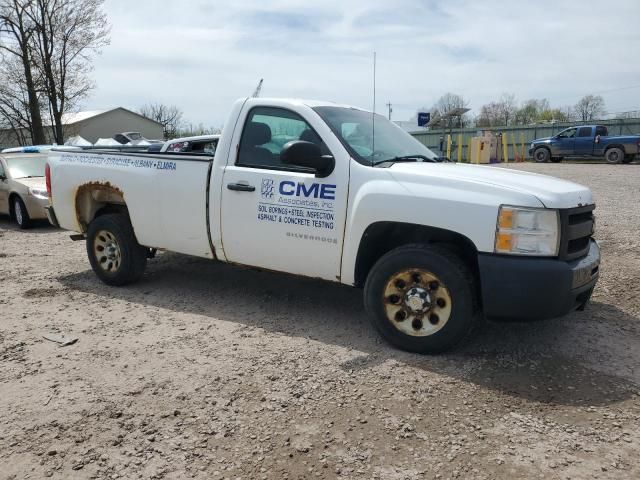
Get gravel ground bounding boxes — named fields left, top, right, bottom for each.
left=1, top=162, right=639, bottom=480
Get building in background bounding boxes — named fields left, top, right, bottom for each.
left=0, top=107, right=163, bottom=147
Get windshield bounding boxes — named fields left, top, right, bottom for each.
left=6, top=155, right=47, bottom=178
left=314, top=106, right=438, bottom=165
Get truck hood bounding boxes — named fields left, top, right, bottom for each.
left=388, top=162, right=593, bottom=209
left=532, top=137, right=552, bottom=143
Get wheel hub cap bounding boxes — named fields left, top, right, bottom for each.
left=405, top=287, right=431, bottom=312
left=383, top=269, right=453, bottom=337
left=94, top=230, right=121, bottom=273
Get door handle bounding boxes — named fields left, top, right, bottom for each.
left=227, top=182, right=255, bottom=192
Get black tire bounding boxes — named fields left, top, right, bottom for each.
left=605, top=147, right=624, bottom=164
left=364, top=244, right=477, bottom=354
left=550, top=157, right=563, bottom=163
left=12, top=196, right=31, bottom=229
left=533, top=148, right=550, bottom=163
left=86, top=213, right=147, bottom=286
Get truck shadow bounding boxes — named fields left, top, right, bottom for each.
left=58, top=252, right=639, bottom=407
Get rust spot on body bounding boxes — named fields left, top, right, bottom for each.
left=75, top=182, right=126, bottom=232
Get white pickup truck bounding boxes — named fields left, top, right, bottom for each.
left=45, top=97, right=600, bottom=353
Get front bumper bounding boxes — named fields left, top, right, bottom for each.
left=478, top=239, right=600, bottom=321
left=24, top=195, right=49, bottom=220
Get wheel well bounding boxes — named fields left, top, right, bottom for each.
left=75, top=182, right=127, bottom=232
left=605, top=144, right=625, bottom=154
left=354, top=222, right=480, bottom=289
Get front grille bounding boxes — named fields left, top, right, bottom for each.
left=558, top=205, right=595, bottom=261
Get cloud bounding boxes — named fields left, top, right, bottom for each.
left=87, top=0, right=640, bottom=126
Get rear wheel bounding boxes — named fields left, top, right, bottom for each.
left=533, top=148, right=550, bottom=163
left=12, top=196, right=31, bottom=229
left=364, top=244, right=477, bottom=354
left=86, top=213, right=147, bottom=286
left=605, top=147, right=624, bottom=164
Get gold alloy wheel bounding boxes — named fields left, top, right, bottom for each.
left=382, top=268, right=453, bottom=337
left=93, top=230, right=122, bottom=273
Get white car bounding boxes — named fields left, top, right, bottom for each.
left=45, top=97, right=599, bottom=353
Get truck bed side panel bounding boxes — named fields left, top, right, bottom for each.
left=48, top=151, right=214, bottom=258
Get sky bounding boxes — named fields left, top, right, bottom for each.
left=86, top=0, right=640, bottom=128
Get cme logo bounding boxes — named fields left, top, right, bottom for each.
left=279, top=181, right=336, bottom=200
left=261, top=178, right=275, bottom=199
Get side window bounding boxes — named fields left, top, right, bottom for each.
left=558, top=128, right=576, bottom=139
left=237, top=107, right=329, bottom=169
left=578, top=127, right=592, bottom=137
left=595, top=126, right=608, bottom=137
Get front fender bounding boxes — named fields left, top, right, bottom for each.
left=340, top=163, right=543, bottom=285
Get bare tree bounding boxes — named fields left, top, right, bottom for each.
left=494, top=93, right=517, bottom=126
left=476, top=102, right=502, bottom=127
left=0, top=0, right=46, bottom=144
left=0, top=52, right=39, bottom=144
left=27, top=0, right=109, bottom=144
left=574, top=95, right=605, bottom=122
left=515, top=98, right=550, bottom=125
left=430, top=93, right=469, bottom=128
left=139, top=103, right=184, bottom=139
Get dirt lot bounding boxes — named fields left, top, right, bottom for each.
left=1, top=162, right=639, bottom=480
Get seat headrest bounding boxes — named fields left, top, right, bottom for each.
left=244, top=122, right=271, bottom=146
left=299, top=129, right=321, bottom=144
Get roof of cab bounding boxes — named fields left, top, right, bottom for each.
left=242, top=97, right=369, bottom=112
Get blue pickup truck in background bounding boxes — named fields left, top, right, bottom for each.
left=529, top=125, right=640, bottom=164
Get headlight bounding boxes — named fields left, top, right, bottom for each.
left=495, top=206, right=560, bottom=256
left=28, top=187, right=48, bottom=199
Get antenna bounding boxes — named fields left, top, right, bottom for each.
left=252, top=78, right=263, bottom=98
left=372, top=51, right=376, bottom=166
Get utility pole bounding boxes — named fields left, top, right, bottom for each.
left=386, top=102, right=393, bottom=120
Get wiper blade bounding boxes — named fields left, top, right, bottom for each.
left=374, top=154, right=436, bottom=167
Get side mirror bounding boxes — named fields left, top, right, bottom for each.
left=436, top=156, right=450, bottom=162
left=0, top=173, right=6, bottom=181
left=281, top=141, right=335, bottom=178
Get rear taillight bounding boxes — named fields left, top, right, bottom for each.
left=45, top=163, right=51, bottom=198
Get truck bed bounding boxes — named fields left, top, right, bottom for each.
left=48, top=148, right=216, bottom=259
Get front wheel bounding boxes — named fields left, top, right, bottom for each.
left=605, top=147, right=624, bottom=164
left=86, top=213, right=147, bottom=286
left=12, top=197, right=31, bottom=229
left=364, top=244, right=477, bottom=354
left=533, top=148, right=550, bottom=163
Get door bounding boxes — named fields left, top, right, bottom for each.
left=554, top=127, right=577, bottom=155
left=220, top=106, right=349, bottom=281
left=574, top=126, right=595, bottom=156
left=0, top=159, right=9, bottom=214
